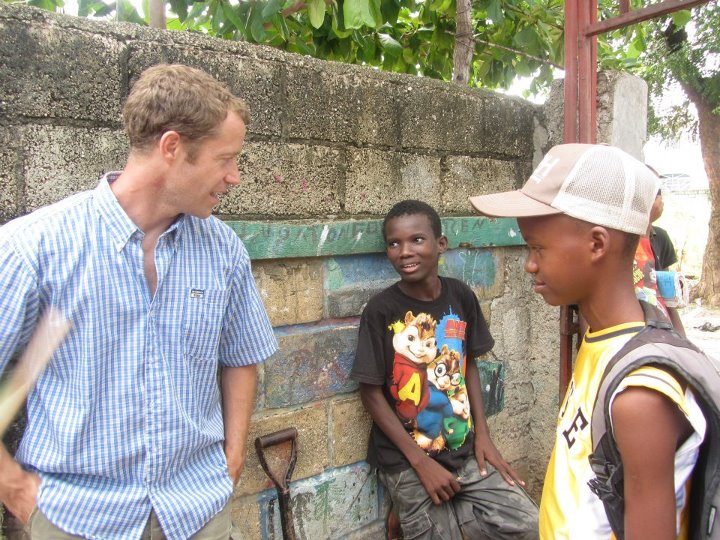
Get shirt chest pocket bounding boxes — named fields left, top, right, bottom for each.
left=183, top=288, right=228, bottom=359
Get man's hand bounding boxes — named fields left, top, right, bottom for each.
left=474, top=432, right=525, bottom=487
left=413, top=454, right=461, bottom=505
left=0, top=466, right=40, bottom=524
left=224, top=444, right=246, bottom=485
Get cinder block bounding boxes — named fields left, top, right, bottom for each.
left=284, top=65, right=400, bottom=146
left=324, top=254, right=396, bottom=318
left=0, top=126, right=20, bottom=222
left=0, top=18, right=124, bottom=122
left=264, top=322, right=359, bottom=408
left=219, top=141, right=343, bottom=217
left=330, top=395, right=372, bottom=466
left=128, top=45, right=284, bottom=138
left=238, top=403, right=329, bottom=495
left=480, top=95, right=536, bottom=158
left=257, top=462, right=382, bottom=540
left=22, top=126, right=128, bottom=210
left=344, top=148, right=442, bottom=215
left=441, top=156, right=520, bottom=214
left=399, top=81, right=487, bottom=153
left=252, top=259, right=324, bottom=327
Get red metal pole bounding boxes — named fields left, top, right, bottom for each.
left=560, top=0, right=581, bottom=400
left=563, top=0, right=579, bottom=143
left=578, top=0, right=597, bottom=144
left=586, top=0, right=712, bottom=36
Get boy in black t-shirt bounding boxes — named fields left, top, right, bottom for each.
left=350, top=200, right=538, bottom=540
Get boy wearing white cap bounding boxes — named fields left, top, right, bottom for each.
left=469, top=144, right=706, bottom=540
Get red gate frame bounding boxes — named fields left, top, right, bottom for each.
left=559, top=0, right=713, bottom=398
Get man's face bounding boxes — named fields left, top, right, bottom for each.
left=384, top=213, right=447, bottom=287
left=516, top=214, right=593, bottom=306
left=171, top=110, right=246, bottom=218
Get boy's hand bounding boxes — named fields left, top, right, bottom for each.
left=474, top=432, right=525, bottom=487
left=413, top=454, right=461, bottom=505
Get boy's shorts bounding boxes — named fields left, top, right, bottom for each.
left=379, top=455, right=539, bottom=540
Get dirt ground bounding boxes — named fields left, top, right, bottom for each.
left=681, top=303, right=720, bottom=360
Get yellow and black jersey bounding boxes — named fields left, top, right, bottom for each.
left=539, top=321, right=706, bottom=539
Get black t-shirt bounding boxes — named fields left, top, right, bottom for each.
left=350, top=276, right=495, bottom=473
left=650, top=225, right=678, bottom=270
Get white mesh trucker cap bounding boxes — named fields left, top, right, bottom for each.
left=468, top=144, right=660, bottom=235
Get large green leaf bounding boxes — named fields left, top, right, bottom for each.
left=485, top=0, right=503, bottom=25
left=262, top=0, right=284, bottom=17
left=378, top=32, right=402, bottom=58
left=308, top=0, right=326, bottom=28
left=670, top=9, right=692, bottom=28
left=221, top=1, right=244, bottom=31
left=167, top=0, right=188, bottom=21
left=343, top=0, right=381, bottom=29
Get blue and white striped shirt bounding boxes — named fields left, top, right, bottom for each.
left=0, top=175, right=278, bottom=539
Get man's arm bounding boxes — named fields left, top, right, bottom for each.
left=359, top=383, right=460, bottom=505
left=612, top=386, right=692, bottom=540
left=221, top=364, right=257, bottom=484
left=0, top=444, right=40, bottom=524
left=464, top=358, right=524, bottom=486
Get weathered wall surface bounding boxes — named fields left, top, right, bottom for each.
left=0, top=4, right=642, bottom=538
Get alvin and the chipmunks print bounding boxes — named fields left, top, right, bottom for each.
left=388, top=308, right=472, bottom=454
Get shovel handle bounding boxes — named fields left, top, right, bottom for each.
left=255, top=427, right=298, bottom=449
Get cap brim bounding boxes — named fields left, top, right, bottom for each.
left=469, top=190, right=562, bottom=218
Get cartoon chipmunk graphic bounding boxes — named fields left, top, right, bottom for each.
left=414, top=345, right=471, bottom=452
left=389, top=311, right=438, bottom=422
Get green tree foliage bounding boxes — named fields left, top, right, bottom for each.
left=11, top=0, right=565, bottom=93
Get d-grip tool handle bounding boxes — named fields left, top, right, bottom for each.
left=255, top=427, right=299, bottom=540
left=255, top=427, right=298, bottom=489
left=255, top=427, right=298, bottom=449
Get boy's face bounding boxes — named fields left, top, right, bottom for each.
left=384, top=213, right=447, bottom=286
left=650, top=192, right=664, bottom=223
left=516, top=214, right=593, bottom=307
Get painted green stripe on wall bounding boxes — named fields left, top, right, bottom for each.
left=226, top=217, right=523, bottom=260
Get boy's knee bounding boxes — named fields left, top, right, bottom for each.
left=459, top=518, right=538, bottom=540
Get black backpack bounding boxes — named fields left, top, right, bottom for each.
left=588, top=301, right=720, bottom=540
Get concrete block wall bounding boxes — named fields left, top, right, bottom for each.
left=3, top=4, right=652, bottom=538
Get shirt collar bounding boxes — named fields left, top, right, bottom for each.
left=95, top=172, right=186, bottom=253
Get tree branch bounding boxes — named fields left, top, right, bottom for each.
left=471, top=34, right=564, bottom=70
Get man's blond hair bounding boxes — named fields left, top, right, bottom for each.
left=123, top=64, right=250, bottom=156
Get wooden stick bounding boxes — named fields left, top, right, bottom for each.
left=0, top=308, right=71, bottom=436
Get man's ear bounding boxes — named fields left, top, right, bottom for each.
left=159, top=131, right=182, bottom=162
left=588, top=225, right=611, bottom=262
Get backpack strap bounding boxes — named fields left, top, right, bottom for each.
left=588, top=301, right=720, bottom=540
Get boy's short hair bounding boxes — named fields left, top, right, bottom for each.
left=383, top=200, right=442, bottom=241
left=468, top=144, right=660, bottom=235
left=123, top=64, right=250, bottom=157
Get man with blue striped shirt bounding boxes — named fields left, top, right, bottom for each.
left=0, top=64, right=278, bottom=539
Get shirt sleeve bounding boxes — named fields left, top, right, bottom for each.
left=0, top=237, right=41, bottom=375
left=651, top=227, right=678, bottom=270
left=350, top=300, right=387, bottom=385
left=218, top=240, right=278, bottom=367
left=462, top=282, right=495, bottom=359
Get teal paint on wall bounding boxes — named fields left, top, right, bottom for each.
left=226, top=217, right=522, bottom=260
left=440, top=249, right=496, bottom=289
